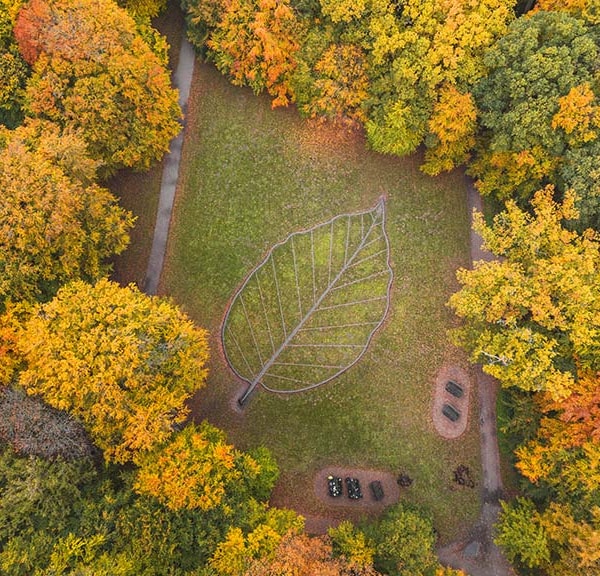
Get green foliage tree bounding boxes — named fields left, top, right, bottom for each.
left=0, top=0, right=28, bottom=128
left=368, top=503, right=438, bottom=576
left=15, top=0, right=181, bottom=173
left=471, top=10, right=600, bottom=226
left=0, top=446, right=99, bottom=575
left=495, top=497, right=551, bottom=569
left=17, top=278, right=210, bottom=464
left=0, top=120, right=133, bottom=307
left=448, top=187, right=600, bottom=399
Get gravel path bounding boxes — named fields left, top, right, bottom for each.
left=143, top=36, right=195, bottom=295
left=436, top=178, right=515, bottom=576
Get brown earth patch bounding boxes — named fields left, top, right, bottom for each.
left=432, top=364, right=471, bottom=439
left=288, top=117, right=366, bottom=161
left=270, top=467, right=403, bottom=535
left=314, top=467, right=400, bottom=510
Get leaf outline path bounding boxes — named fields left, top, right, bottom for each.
left=222, top=199, right=393, bottom=405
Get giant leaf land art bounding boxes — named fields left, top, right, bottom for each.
left=222, top=199, right=393, bottom=405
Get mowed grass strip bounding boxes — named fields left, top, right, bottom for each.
left=163, top=63, right=480, bottom=542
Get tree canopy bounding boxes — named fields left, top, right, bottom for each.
left=14, top=0, right=181, bottom=173
left=16, top=279, right=210, bottom=463
left=470, top=10, right=600, bottom=226
left=449, top=187, right=600, bottom=399
left=0, top=120, right=133, bottom=307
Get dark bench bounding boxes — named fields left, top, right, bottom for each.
left=370, top=480, right=384, bottom=501
left=442, top=403, right=461, bottom=422
left=445, top=380, right=464, bottom=398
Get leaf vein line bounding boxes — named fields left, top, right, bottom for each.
left=255, top=270, right=275, bottom=355
left=272, top=362, right=346, bottom=369
left=239, top=293, right=264, bottom=368
left=291, top=235, right=303, bottom=320
left=271, top=254, right=287, bottom=340
left=298, top=321, right=380, bottom=331
left=311, top=229, right=316, bottom=305
left=315, top=295, right=387, bottom=312
left=346, top=243, right=387, bottom=270
left=226, top=324, right=257, bottom=381
left=288, top=343, right=365, bottom=348
left=330, top=270, right=390, bottom=293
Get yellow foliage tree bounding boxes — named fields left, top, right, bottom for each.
left=422, top=84, right=477, bottom=175
left=449, top=187, right=600, bottom=399
left=552, top=83, right=600, bottom=146
left=0, top=120, right=133, bottom=305
left=17, top=279, right=209, bottom=463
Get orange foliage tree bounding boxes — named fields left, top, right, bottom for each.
left=14, top=0, right=181, bottom=173
left=134, top=421, right=279, bottom=511
left=241, top=533, right=381, bottom=576
left=207, top=0, right=300, bottom=107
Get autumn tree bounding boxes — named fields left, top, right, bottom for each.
left=117, top=0, right=167, bottom=18
left=0, top=120, right=133, bottom=306
left=14, top=0, right=181, bottom=173
left=533, top=0, right=599, bottom=23
left=237, top=532, right=380, bottom=576
left=448, top=187, right=600, bottom=399
left=301, top=43, right=370, bottom=123
left=0, top=0, right=28, bottom=128
left=16, top=279, right=210, bottom=463
left=206, top=0, right=301, bottom=107
left=471, top=10, right=600, bottom=225
left=514, top=371, right=600, bottom=509
left=329, top=520, right=376, bottom=569
left=134, top=421, right=279, bottom=512
left=367, top=503, right=439, bottom=576
left=364, top=0, right=514, bottom=171
left=496, top=498, right=600, bottom=575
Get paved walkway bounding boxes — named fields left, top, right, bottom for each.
left=437, top=178, right=515, bottom=576
left=143, top=36, right=196, bottom=295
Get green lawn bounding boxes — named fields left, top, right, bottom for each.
left=161, top=62, right=482, bottom=542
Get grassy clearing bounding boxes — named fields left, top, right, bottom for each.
left=163, top=63, right=480, bottom=542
